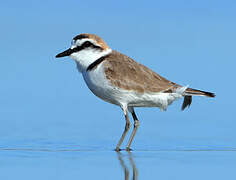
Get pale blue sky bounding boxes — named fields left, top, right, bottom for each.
left=0, top=0, right=236, bottom=150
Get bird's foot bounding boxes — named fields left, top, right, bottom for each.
left=114, top=147, right=122, bottom=152
left=125, top=147, right=133, bottom=151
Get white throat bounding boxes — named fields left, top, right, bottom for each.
left=70, top=48, right=112, bottom=72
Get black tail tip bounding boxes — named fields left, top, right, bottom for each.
left=205, top=92, right=216, bottom=98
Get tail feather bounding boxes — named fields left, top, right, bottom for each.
left=181, top=88, right=215, bottom=111
left=185, top=88, right=215, bottom=97
left=182, top=96, right=192, bottom=111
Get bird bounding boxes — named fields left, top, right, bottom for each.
left=55, top=33, right=215, bottom=151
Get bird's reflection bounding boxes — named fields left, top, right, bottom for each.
left=116, top=152, right=138, bottom=180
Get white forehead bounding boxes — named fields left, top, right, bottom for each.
left=71, top=38, right=100, bottom=47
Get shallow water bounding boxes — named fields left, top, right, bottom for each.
left=1, top=144, right=236, bottom=180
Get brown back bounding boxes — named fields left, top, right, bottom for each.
left=104, top=50, right=180, bottom=93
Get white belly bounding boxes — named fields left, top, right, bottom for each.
left=82, top=63, right=123, bottom=106
left=82, top=63, right=183, bottom=110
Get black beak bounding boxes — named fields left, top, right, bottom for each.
left=55, top=48, right=73, bottom=58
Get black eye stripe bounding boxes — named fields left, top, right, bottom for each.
left=71, top=41, right=102, bottom=53
left=83, top=41, right=92, bottom=47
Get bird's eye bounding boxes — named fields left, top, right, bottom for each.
left=83, top=41, right=92, bottom=47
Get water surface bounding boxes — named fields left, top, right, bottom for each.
left=1, top=144, right=235, bottom=180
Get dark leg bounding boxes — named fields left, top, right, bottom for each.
left=115, top=106, right=131, bottom=151
left=126, top=107, right=140, bottom=151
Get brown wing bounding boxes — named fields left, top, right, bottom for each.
left=103, top=50, right=180, bottom=93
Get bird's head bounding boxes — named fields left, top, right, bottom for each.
left=56, top=33, right=112, bottom=72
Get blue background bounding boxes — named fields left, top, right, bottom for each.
left=0, top=0, right=235, bottom=179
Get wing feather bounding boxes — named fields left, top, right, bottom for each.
left=103, top=50, right=180, bottom=93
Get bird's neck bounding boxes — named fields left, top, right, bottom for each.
left=71, top=48, right=112, bottom=72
